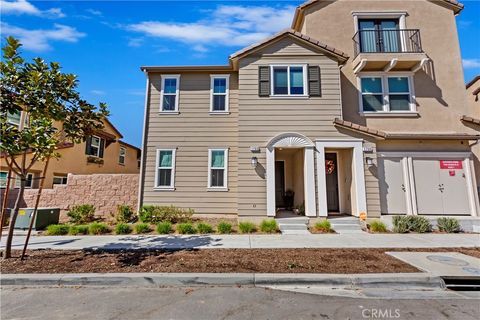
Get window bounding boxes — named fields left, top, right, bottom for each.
left=160, top=75, right=180, bottom=112
left=53, top=176, right=68, bottom=185
left=210, top=75, right=229, bottom=112
left=271, top=65, right=307, bottom=96
left=0, top=172, right=33, bottom=188
left=155, top=149, right=176, bottom=189
left=119, top=147, right=126, bottom=165
left=208, top=149, right=228, bottom=189
left=86, top=135, right=104, bottom=157
left=358, top=19, right=400, bottom=53
left=359, top=74, right=415, bottom=113
left=7, top=110, right=21, bottom=126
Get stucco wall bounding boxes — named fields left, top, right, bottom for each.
left=2, top=173, right=138, bottom=222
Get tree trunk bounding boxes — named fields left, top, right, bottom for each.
left=3, top=178, right=25, bottom=259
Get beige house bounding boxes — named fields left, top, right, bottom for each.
left=463, top=75, right=480, bottom=190
left=139, top=0, right=479, bottom=221
left=1, top=113, right=140, bottom=189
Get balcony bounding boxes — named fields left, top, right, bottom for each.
left=352, top=29, right=429, bottom=73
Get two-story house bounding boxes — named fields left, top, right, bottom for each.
left=463, top=75, right=480, bottom=192
left=1, top=110, right=140, bottom=189
left=138, top=0, right=479, bottom=222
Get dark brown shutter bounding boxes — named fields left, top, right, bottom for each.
left=308, top=66, right=321, bottom=97
left=258, top=66, right=270, bottom=97
left=85, top=136, right=92, bottom=155
left=99, top=138, right=105, bottom=158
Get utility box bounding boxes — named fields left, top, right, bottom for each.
left=12, top=208, right=60, bottom=230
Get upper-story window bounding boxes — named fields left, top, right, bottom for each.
left=359, top=74, right=415, bottom=113
left=358, top=19, right=400, bottom=53
left=86, top=135, right=105, bottom=158
left=210, top=75, right=230, bottom=113
left=119, top=147, right=126, bottom=165
left=271, top=65, right=307, bottom=96
left=160, top=75, right=180, bottom=113
left=7, top=110, right=29, bottom=128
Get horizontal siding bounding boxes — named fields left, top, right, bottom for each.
left=142, top=73, right=238, bottom=215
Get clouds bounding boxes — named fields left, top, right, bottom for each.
left=127, top=5, right=295, bottom=51
left=0, top=0, right=65, bottom=18
left=463, top=59, right=480, bottom=69
left=1, top=22, right=85, bottom=51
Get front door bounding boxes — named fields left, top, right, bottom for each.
left=325, top=153, right=339, bottom=212
left=275, top=161, right=285, bottom=208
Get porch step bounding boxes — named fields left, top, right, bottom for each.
left=329, top=217, right=365, bottom=234
left=276, top=217, right=310, bottom=235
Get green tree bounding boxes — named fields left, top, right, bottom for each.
left=0, top=37, right=108, bottom=258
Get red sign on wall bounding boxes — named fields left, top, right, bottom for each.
left=440, top=160, right=463, bottom=170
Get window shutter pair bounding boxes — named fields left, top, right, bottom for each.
left=257, top=65, right=321, bottom=97
left=99, top=138, right=105, bottom=158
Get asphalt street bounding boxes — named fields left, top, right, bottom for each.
left=1, top=285, right=479, bottom=320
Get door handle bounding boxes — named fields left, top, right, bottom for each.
left=401, top=184, right=406, bottom=192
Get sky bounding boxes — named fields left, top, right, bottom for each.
left=1, top=0, right=479, bottom=147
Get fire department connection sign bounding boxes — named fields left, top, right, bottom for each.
left=439, top=160, right=463, bottom=170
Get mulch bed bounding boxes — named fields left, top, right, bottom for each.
left=2, top=248, right=479, bottom=274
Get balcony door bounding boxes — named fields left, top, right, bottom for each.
left=359, top=19, right=400, bottom=53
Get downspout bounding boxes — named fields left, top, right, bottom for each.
left=338, top=63, right=345, bottom=120
left=137, top=70, right=150, bottom=213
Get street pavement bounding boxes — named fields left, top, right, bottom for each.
left=1, top=233, right=479, bottom=250
left=1, top=285, right=479, bottom=320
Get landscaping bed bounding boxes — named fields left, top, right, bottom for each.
left=2, top=248, right=479, bottom=274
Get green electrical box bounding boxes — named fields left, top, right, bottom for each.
left=12, top=208, right=60, bottom=230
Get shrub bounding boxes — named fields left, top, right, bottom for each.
left=139, top=205, right=194, bottom=224
left=67, top=204, right=95, bottom=224
left=437, top=217, right=461, bottom=233
left=239, top=222, right=257, bottom=234
left=217, top=222, right=232, bottom=234
left=392, top=216, right=432, bottom=233
left=69, top=225, right=89, bottom=235
left=314, top=220, right=332, bottom=233
left=46, top=224, right=69, bottom=235
left=369, top=220, right=388, bottom=233
left=177, top=223, right=197, bottom=234
left=260, top=219, right=278, bottom=233
left=135, top=223, right=151, bottom=234
left=156, top=222, right=173, bottom=234
left=115, top=223, right=132, bottom=235
left=88, top=222, right=110, bottom=235
left=116, top=205, right=135, bottom=223
left=197, top=222, right=214, bottom=234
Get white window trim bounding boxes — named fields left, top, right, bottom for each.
left=0, top=171, right=8, bottom=188
left=89, top=135, right=102, bottom=157
left=53, top=175, right=68, bottom=185
left=270, top=64, right=308, bottom=97
left=160, top=74, right=181, bottom=114
left=119, top=147, right=126, bottom=165
left=207, top=148, right=228, bottom=191
left=357, top=72, right=417, bottom=115
left=154, top=148, right=176, bottom=190
left=210, top=74, right=230, bottom=113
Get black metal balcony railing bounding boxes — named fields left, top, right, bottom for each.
left=353, top=29, right=423, bottom=57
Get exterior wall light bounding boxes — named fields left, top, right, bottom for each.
left=365, top=157, right=374, bottom=167
left=251, top=157, right=258, bottom=168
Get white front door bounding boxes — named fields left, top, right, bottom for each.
left=379, top=158, right=407, bottom=214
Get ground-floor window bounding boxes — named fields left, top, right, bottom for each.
left=0, top=171, right=34, bottom=188
left=53, top=175, right=68, bottom=185
left=208, top=148, right=228, bottom=189
left=155, top=149, right=176, bottom=189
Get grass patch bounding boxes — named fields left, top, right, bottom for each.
left=197, top=222, right=214, bottom=234
left=69, top=225, right=89, bottom=235
left=369, top=220, right=388, bottom=233
left=46, top=224, right=69, bottom=236
left=88, top=222, right=110, bottom=235
left=238, top=222, right=257, bottom=234
left=260, top=219, right=278, bottom=233
left=314, top=220, right=332, bottom=233
left=114, top=223, right=132, bottom=235
left=217, top=222, right=232, bottom=234
left=156, top=222, right=173, bottom=234
left=177, top=223, right=197, bottom=234
left=134, top=223, right=151, bottom=234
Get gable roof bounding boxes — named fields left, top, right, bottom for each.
left=291, top=0, right=465, bottom=30
left=466, top=75, right=480, bottom=89
left=230, top=29, right=349, bottom=63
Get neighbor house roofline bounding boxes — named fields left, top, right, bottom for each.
left=334, top=118, right=479, bottom=140
left=119, top=140, right=141, bottom=152
left=140, top=65, right=234, bottom=73
left=466, top=75, right=480, bottom=91
left=461, top=115, right=480, bottom=126
left=103, top=118, right=124, bottom=139
left=291, top=0, right=464, bottom=30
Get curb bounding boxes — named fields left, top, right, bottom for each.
left=1, top=273, right=445, bottom=289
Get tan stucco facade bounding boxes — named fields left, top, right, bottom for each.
left=139, top=0, right=479, bottom=219
left=464, top=76, right=480, bottom=188
left=1, top=119, right=140, bottom=189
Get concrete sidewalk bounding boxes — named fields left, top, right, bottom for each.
left=1, top=233, right=478, bottom=250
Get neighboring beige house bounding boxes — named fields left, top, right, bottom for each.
left=139, top=0, right=479, bottom=221
left=1, top=113, right=140, bottom=189
left=462, top=75, right=480, bottom=192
